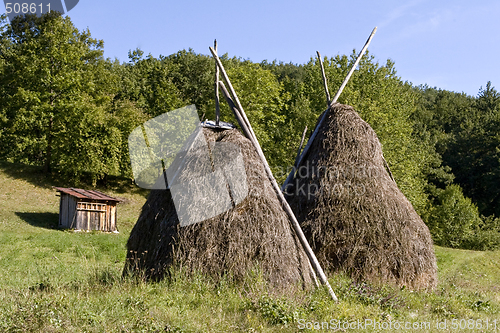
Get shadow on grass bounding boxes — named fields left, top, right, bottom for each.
left=15, top=212, right=60, bottom=230
left=0, top=160, right=149, bottom=197
left=0, top=160, right=53, bottom=189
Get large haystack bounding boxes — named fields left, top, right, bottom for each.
left=124, top=127, right=314, bottom=291
left=285, top=103, right=437, bottom=290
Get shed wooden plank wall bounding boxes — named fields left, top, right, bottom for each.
left=57, top=189, right=118, bottom=232
left=58, top=195, right=63, bottom=227
left=107, top=204, right=117, bottom=232
left=58, top=194, right=65, bottom=228
left=74, top=202, right=114, bottom=231
left=68, top=196, right=77, bottom=229
left=59, top=193, right=77, bottom=229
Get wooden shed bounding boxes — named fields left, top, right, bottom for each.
left=54, top=187, right=121, bottom=232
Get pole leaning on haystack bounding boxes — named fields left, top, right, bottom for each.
left=281, top=27, right=377, bottom=192
left=209, top=46, right=337, bottom=302
left=218, top=83, right=324, bottom=287
left=294, top=126, right=308, bottom=168
left=209, top=47, right=259, bottom=143
left=317, top=51, right=331, bottom=106
left=330, top=27, right=377, bottom=105
left=218, top=81, right=253, bottom=139
left=214, top=40, right=220, bottom=126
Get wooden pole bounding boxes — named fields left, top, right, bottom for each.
left=317, top=51, right=331, bottom=106
left=214, top=40, right=220, bottom=126
left=209, top=47, right=258, bottom=143
left=330, top=27, right=377, bottom=106
left=140, top=124, right=168, bottom=189
left=220, top=79, right=321, bottom=293
left=210, top=46, right=337, bottom=302
left=281, top=27, right=377, bottom=192
left=218, top=81, right=252, bottom=139
left=294, top=126, right=308, bottom=168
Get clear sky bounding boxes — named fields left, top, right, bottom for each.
left=6, top=0, right=500, bottom=96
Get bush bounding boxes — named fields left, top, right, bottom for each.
left=467, top=216, right=500, bottom=250
left=253, top=295, right=298, bottom=326
left=426, top=184, right=482, bottom=248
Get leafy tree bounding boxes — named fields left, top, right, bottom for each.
left=426, top=184, right=482, bottom=248
left=417, top=83, right=500, bottom=218
left=443, top=82, right=500, bottom=217
left=413, top=83, right=500, bottom=248
left=468, top=215, right=500, bottom=250
left=0, top=12, right=103, bottom=171
left=226, top=62, right=289, bottom=175
left=262, top=60, right=317, bottom=176
left=0, top=13, right=145, bottom=184
left=113, top=51, right=187, bottom=118
left=164, top=49, right=216, bottom=118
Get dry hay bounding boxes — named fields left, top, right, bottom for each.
left=123, top=127, right=314, bottom=291
left=285, top=103, right=437, bottom=290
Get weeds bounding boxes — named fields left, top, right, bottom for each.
left=470, top=299, right=491, bottom=312
left=342, top=281, right=406, bottom=312
left=251, top=295, right=298, bottom=326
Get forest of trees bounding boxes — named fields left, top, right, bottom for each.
left=1, top=13, right=499, bottom=250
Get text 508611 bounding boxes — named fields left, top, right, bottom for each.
left=5, top=3, right=51, bottom=14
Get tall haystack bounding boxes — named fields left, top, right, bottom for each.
left=124, top=127, right=314, bottom=291
left=285, top=103, right=437, bottom=290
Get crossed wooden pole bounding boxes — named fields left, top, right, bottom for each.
left=282, top=27, right=377, bottom=192
left=209, top=27, right=376, bottom=302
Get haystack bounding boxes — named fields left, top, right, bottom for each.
left=285, top=103, right=437, bottom=290
left=124, top=127, right=314, bottom=291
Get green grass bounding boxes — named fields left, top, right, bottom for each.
left=0, top=161, right=499, bottom=332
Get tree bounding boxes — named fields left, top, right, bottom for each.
left=443, top=82, right=500, bottom=217
left=426, top=184, right=482, bottom=248
left=113, top=51, right=187, bottom=118
left=413, top=83, right=500, bottom=246
left=226, top=62, right=289, bottom=175
left=164, top=49, right=216, bottom=118
left=0, top=13, right=145, bottom=184
left=292, top=52, right=433, bottom=214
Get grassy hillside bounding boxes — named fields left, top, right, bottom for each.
left=0, top=161, right=499, bottom=332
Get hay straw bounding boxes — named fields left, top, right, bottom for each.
left=124, top=128, right=314, bottom=292
left=286, top=103, right=437, bottom=290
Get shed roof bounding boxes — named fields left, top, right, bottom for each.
left=53, top=187, right=121, bottom=202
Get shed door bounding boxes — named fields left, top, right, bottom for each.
left=76, top=202, right=106, bottom=230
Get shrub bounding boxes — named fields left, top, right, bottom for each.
left=253, top=295, right=298, bottom=325
left=426, top=184, right=482, bottom=248
left=467, top=216, right=500, bottom=250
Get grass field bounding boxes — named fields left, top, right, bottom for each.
left=0, top=161, right=499, bottom=332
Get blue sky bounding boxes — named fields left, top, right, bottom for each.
left=6, top=0, right=500, bottom=96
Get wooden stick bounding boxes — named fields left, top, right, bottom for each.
left=306, top=252, right=320, bottom=288
left=140, top=124, right=168, bottom=189
left=221, top=79, right=321, bottom=295
left=210, top=47, right=337, bottom=302
left=383, top=156, right=396, bottom=182
left=209, top=47, right=258, bottom=143
left=330, top=27, right=377, bottom=106
left=317, top=51, right=331, bottom=106
left=214, top=40, right=220, bottom=126
left=281, top=27, right=377, bottom=192
left=218, top=81, right=252, bottom=139
left=294, top=126, right=308, bottom=168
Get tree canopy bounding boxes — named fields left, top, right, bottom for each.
left=0, top=13, right=146, bottom=184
